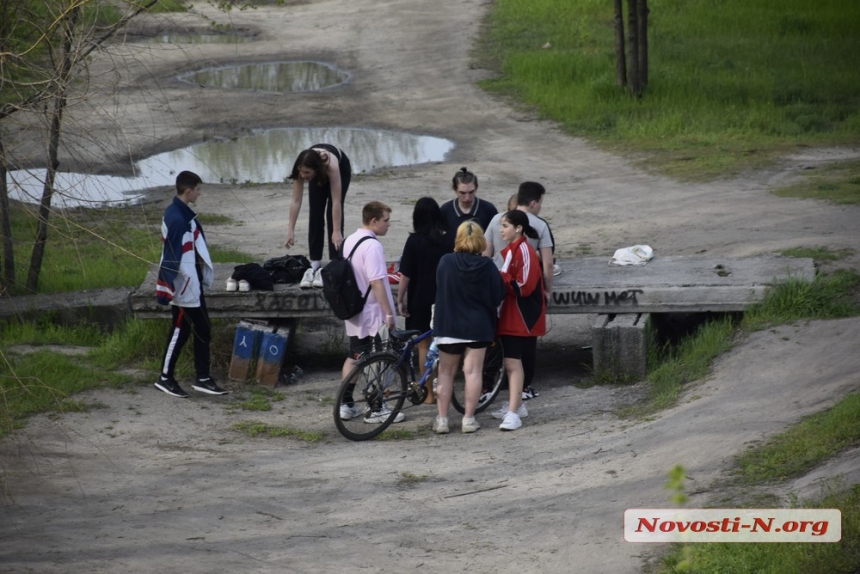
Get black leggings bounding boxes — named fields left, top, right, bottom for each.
left=308, top=153, right=351, bottom=261
left=500, top=335, right=537, bottom=388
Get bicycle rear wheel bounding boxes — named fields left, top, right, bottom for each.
left=333, top=352, right=408, bottom=441
left=451, top=338, right=505, bottom=415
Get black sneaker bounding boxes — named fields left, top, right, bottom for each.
left=522, top=386, right=539, bottom=400
left=192, top=377, right=231, bottom=396
left=155, top=376, right=190, bottom=398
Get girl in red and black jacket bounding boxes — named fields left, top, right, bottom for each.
left=495, top=210, right=546, bottom=431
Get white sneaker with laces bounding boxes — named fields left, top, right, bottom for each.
left=339, top=404, right=362, bottom=420
left=461, top=416, right=480, bottom=433
left=364, top=407, right=405, bottom=424
left=491, top=402, right=528, bottom=420
left=499, top=411, right=522, bottom=431
left=238, top=279, right=251, bottom=292
left=225, top=278, right=238, bottom=291
left=300, top=268, right=315, bottom=289
left=312, top=267, right=324, bottom=288
left=433, top=416, right=450, bottom=434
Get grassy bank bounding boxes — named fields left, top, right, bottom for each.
left=4, top=202, right=245, bottom=295
left=477, top=0, right=860, bottom=179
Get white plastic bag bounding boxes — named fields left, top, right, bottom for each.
left=609, top=245, right=654, bottom=266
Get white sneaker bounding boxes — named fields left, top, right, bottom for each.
left=339, top=404, right=362, bottom=420
left=312, top=268, right=324, bottom=288
left=553, top=263, right=562, bottom=277
left=238, top=279, right=251, bottom=292
left=491, top=402, right=528, bottom=420
left=299, top=268, right=315, bottom=289
left=461, top=416, right=480, bottom=433
left=225, top=278, right=238, bottom=291
left=433, top=416, right=450, bottom=434
left=499, top=411, right=522, bottom=431
left=364, top=407, right=405, bottom=424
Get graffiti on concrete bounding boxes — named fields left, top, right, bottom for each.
left=552, top=289, right=644, bottom=307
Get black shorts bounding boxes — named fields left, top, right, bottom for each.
left=437, top=340, right=491, bottom=356
left=499, top=335, right=536, bottom=360
left=348, top=335, right=380, bottom=360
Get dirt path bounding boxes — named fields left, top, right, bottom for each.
left=2, top=1, right=860, bottom=572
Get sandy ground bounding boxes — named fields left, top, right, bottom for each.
left=2, top=1, right=860, bottom=572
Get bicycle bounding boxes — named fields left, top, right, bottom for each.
left=333, top=328, right=506, bottom=441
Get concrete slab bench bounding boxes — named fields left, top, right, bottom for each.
left=127, top=255, right=814, bottom=381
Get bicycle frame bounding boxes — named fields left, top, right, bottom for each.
left=389, top=328, right=435, bottom=391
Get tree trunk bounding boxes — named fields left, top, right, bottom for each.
left=26, top=5, right=79, bottom=293
left=0, top=139, right=14, bottom=292
left=627, top=0, right=641, bottom=97
left=638, top=0, right=649, bottom=89
left=614, top=0, right=627, bottom=87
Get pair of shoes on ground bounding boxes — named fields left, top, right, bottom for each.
left=340, top=404, right=405, bottom=424
left=300, top=268, right=324, bottom=289
left=522, top=386, right=539, bottom=400
left=432, top=416, right=480, bottom=434
left=225, top=278, right=250, bottom=292
left=155, top=376, right=230, bottom=398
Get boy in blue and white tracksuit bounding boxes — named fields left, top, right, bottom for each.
left=155, top=171, right=228, bottom=398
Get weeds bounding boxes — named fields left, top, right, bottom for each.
left=627, top=270, right=860, bottom=418
left=398, top=471, right=431, bottom=485
left=772, top=159, right=860, bottom=204
left=732, top=393, right=860, bottom=484
left=231, top=387, right=285, bottom=412
left=743, top=269, right=860, bottom=329
left=781, top=246, right=854, bottom=263
left=232, top=421, right=325, bottom=443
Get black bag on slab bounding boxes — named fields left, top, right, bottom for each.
left=231, top=263, right=274, bottom=291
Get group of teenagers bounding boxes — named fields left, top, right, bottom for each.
left=285, top=145, right=555, bottom=433
left=152, top=144, right=554, bottom=434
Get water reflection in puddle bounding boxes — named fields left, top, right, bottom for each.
left=8, top=127, right=455, bottom=208
left=177, top=61, right=349, bottom=93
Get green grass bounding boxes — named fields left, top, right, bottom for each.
left=744, top=270, right=860, bottom=329
left=4, top=202, right=244, bottom=296
left=781, top=246, right=853, bottom=263
left=660, top=393, right=860, bottom=572
left=131, top=0, right=189, bottom=13
left=772, top=159, right=860, bottom=204
left=232, top=420, right=325, bottom=442
left=661, top=486, right=860, bottom=573
left=0, top=345, right=133, bottom=434
left=624, top=315, right=738, bottom=416
left=733, top=393, right=860, bottom=484
left=478, top=0, right=860, bottom=180
left=231, top=387, right=285, bottom=412
left=626, top=270, right=860, bottom=417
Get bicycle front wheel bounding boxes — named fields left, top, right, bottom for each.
left=333, top=352, right=408, bottom=441
left=451, top=338, right=505, bottom=415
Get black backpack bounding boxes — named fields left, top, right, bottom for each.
left=321, top=236, right=376, bottom=320
left=263, top=254, right=311, bottom=284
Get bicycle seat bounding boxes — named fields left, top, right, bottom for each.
left=389, top=329, right=422, bottom=342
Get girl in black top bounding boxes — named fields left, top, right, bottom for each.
left=285, top=144, right=352, bottom=286
left=397, top=197, right=448, bottom=399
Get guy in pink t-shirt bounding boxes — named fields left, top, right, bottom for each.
left=337, top=201, right=403, bottom=424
